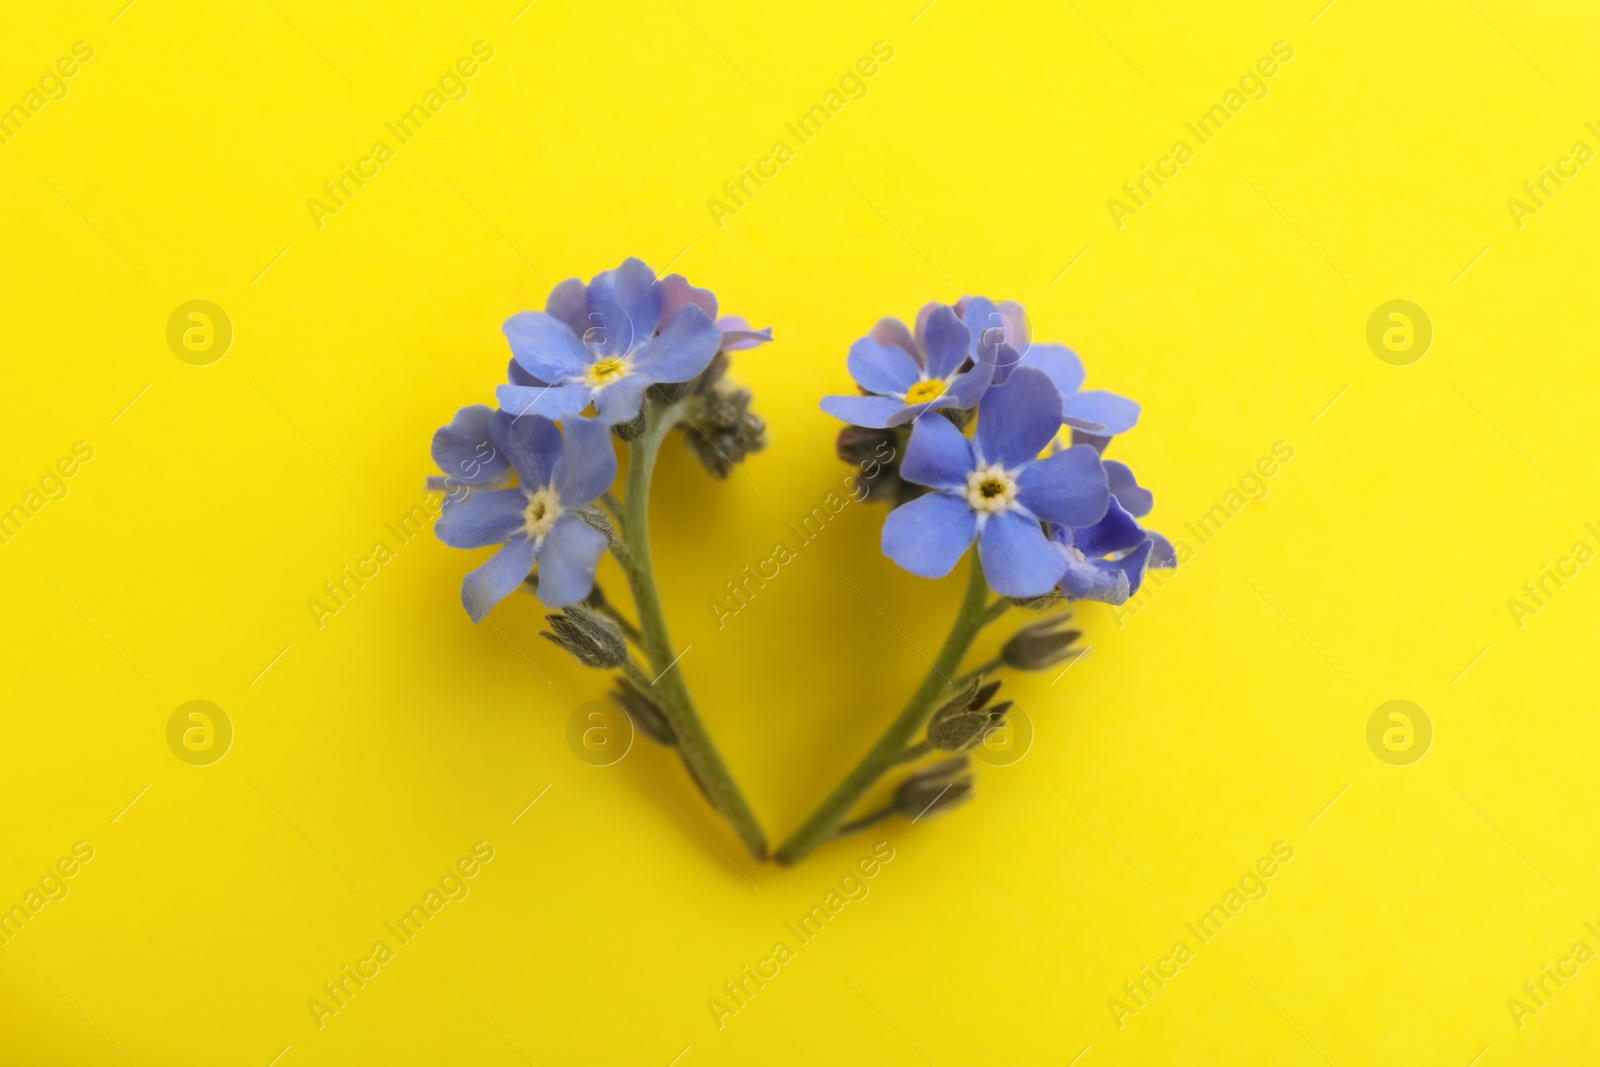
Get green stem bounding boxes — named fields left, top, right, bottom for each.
left=775, top=553, right=1002, bottom=866
left=616, top=397, right=768, bottom=861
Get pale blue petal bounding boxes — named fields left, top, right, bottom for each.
left=493, top=412, right=563, bottom=488
left=462, top=536, right=536, bottom=623
left=820, top=394, right=909, bottom=428
left=660, top=274, right=718, bottom=324
left=432, top=405, right=511, bottom=487
left=506, top=358, right=545, bottom=388
left=975, top=367, right=1064, bottom=469
left=1104, top=460, right=1153, bottom=517
left=533, top=514, right=608, bottom=607
left=881, top=491, right=977, bottom=579
left=977, top=510, right=1065, bottom=597
left=848, top=337, right=921, bottom=395
left=593, top=376, right=652, bottom=425
left=1020, top=343, right=1086, bottom=397
left=630, top=304, right=721, bottom=383
left=921, top=305, right=972, bottom=379
left=1014, top=444, right=1110, bottom=528
left=555, top=416, right=617, bottom=505
left=586, top=257, right=661, bottom=353
left=900, top=413, right=975, bottom=491
left=496, top=382, right=593, bottom=421
left=1071, top=496, right=1145, bottom=556
left=544, top=277, right=590, bottom=339
left=869, top=316, right=922, bottom=366
left=436, top=488, right=525, bottom=548
left=503, top=311, right=589, bottom=383
left=1064, top=390, right=1140, bottom=435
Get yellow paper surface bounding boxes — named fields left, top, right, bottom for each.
left=3, top=1, right=1597, bottom=1063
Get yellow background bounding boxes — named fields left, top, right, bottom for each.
left=3, top=0, right=1598, bottom=1063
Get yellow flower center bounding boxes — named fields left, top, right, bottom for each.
left=965, top=465, right=1017, bottom=514
left=904, top=379, right=945, bottom=404
left=586, top=357, right=629, bottom=388
left=522, top=487, right=562, bottom=540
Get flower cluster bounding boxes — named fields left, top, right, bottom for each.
left=821, top=296, right=1170, bottom=605
left=427, top=257, right=771, bottom=622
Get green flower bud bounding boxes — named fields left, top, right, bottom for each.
left=927, top=677, right=1011, bottom=752
left=540, top=605, right=627, bottom=669
left=892, top=757, right=973, bottom=821
left=1000, top=616, right=1082, bottom=670
left=682, top=383, right=766, bottom=478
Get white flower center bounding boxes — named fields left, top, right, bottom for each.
left=522, top=486, right=563, bottom=540
left=584, top=356, right=630, bottom=389
left=964, top=464, right=1017, bottom=514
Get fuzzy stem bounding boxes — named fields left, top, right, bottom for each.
left=615, top=397, right=768, bottom=861
left=775, top=553, right=1000, bottom=865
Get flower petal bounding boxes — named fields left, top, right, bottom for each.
left=503, top=311, right=589, bottom=383
left=1019, top=343, right=1086, bottom=397
left=921, top=305, right=972, bottom=379
left=978, top=510, right=1066, bottom=597
left=630, top=304, right=721, bottom=383
left=1064, top=390, right=1140, bottom=435
left=555, top=415, right=617, bottom=505
left=1104, top=460, right=1153, bottom=517
left=659, top=273, right=718, bottom=325
left=1120, top=539, right=1155, bottom=597
left=496, top=382, right=593, bottom=421
left=432, top=405, right=511, bottom=487
left=533, top=514, right=608, bottom=607
left=506, top=358, right=545, bottom=388
left=1057, top=550, right=1132, bottom=604
left=461, top=536, right=536, bottom=623
left=900, top=412, right=975, bottom=491
left=436, top=488, right=526, bottom=548
left=941, top=362, right=994, bottom=409
left=1071, top=496, right=1145, bottom=556
left=1148, top=531, right=1177, bottom=568
left=493, top=411, right=563, bottom=488
left=881, top=491, right=977, bottom=579
left=1014, top=443, right=1110, bottom=528
left=847, top=337, right=921, bottom=395
left=586, top=257, right=662, bottom=351
left=976, top=366, right=1064, bottom=469
left=592, top=376, right=651, bottom=425
left=870, top=316, right=922, bottom=365
left=544, top=277, right=590, bottom=339
left=820, top=394, right=910, bottom=428
left=716, top=315, right=772, bottom=351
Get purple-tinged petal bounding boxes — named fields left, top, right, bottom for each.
left=593, top=376, right=652, bottom=425
left=1019, top=343, right=1086, bottom=397
left=503, top=311, right=589, bottom=384
left=976, top=367, right=1064, bottom=469
left=630, top=304, right=721, bottom=383
left=1105, top=460, right=1153, bottom=517
left=659, top=274, right=718, bottom=326
left=545, top=277, right=590, bottom=339
left=881, top=491, right=977, bottom=579
left=1147, top=532, right=1176, bottom=569
left=820, top=394, right=910, bottom=428
left=507, top=358, right=545, bottom=388
left=586, top=257, right=662, bottom=349
left=1062, top=413, right=1110, bottom=434
left=1057, top=551, right=1132, bottom=604
left=870, top=317, right=922, bottom=365
left=496, top=382, right=593, bottom=421
left=921, top=305, right=972, bottom=379
left=912, top=302, right=944, bottom=353
left=716, top=315, right=772, bottom=351
left=1120, top=539, right=1155, bottom=596
left=978, top=510, right=1066, bottom=597
left=1064, top=390, right=1140, bottom=435
left=1071, top=496, right=1145, bottom=556
left=1072, top=430, right=1112, bottom=454
left=532, top=514, right=608, bottom=607
left=492, top=411, right=563, bottom=488
left=554, top=416, right=617, bottom=505
left=1014, top=443, right=1110, bottom=528
left=900, top=413, right=975, bottom=491
left=462, top=536, right=536, bottom=623
left=436, top=488, right=526, bottom=548
left=942, top=362, right=994, bottom=409
left=847, top=337, right=921, bottom=395
left=432, top=405, right=511, bottom=487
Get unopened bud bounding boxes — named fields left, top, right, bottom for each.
left=540, top=605, right=627, bottom=669
left=928, top=676, right=1011, bottom=751
left=682, top=383, right=766, bottom=478
left=1000, top=616, right=1082, bottom=670
left=893, top=757, right=974, bottom=820
left=609, top=675, right=675, bottom=745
